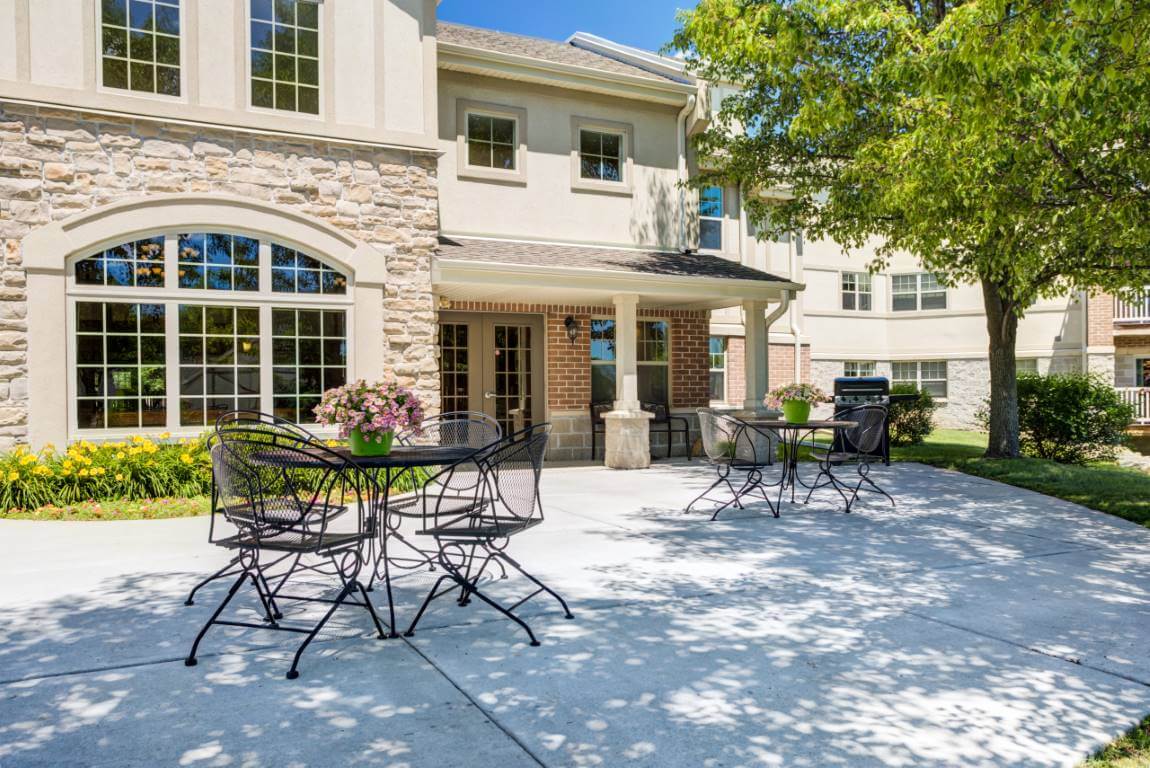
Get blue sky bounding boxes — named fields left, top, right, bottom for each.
left=437, top=1, right=697, bottom=53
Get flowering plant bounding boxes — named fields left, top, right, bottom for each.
left=766, top=382, right=828, bottom=409
left=313, top=380, right=424, bottom=443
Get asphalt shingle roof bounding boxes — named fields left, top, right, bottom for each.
left=437, top=22, right=678, bottom=84
left=437, top=237, right=791, bottom=284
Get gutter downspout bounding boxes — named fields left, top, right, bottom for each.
left=1080, top=289, right=1089, bottom=374
left=790, top=232, right=804, bottom=381
left=676, top=94, right=698, bottom=251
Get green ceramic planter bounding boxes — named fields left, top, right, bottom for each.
left=348, top=427, right=394, bottom=457
left=781, top=400, right=811, bottom=424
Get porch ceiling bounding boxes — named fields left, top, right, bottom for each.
left=434, top=236, right=802, bottom=310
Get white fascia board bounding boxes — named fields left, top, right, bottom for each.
left=566, top=32, right=694, bottom=84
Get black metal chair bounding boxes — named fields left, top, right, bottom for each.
left=686, top=409, right=778, bottom=520
left=589, top=400, right=692, bottom=460
left=184, top=427, right=388, bottom=680
left=184, top=412, right=334, bottom=613
left=403, top=423, right=573, bottom=646
left=804, top=404, right=895, bottom=513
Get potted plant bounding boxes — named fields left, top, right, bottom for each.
left=314, top=380, right=424, bottom=457
left=766, top=383, right=828, bottom=425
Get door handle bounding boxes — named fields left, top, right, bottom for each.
left=483, top=390, right=496, bottom=400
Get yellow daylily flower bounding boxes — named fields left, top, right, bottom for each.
left=6, top=470, right=18, bottom=481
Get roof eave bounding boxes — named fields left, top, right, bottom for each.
left=437, top=42, right=698, bottom=106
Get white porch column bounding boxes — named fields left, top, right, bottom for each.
left=743, top=299, right=770, bottom=411
left=613, top=293, right=641, bottom=411
left=604, top=293, right=652, bottom=469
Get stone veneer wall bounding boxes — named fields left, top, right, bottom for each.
left=0, top=102, right=439, bottom=448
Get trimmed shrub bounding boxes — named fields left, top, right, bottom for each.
left=1015, top=372, right=1133, bottom=464
left=888, top=384, right=937, bottom=446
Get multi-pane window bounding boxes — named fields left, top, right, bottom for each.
left=709, top=336, right=727, bottom=402
left=892, top=360, right=948, bottom=398
left=439, top=323, right=470, bottom=414
left=100, top=0, right=181, bottom=96
left=590, top=319, right=617, bottom=403
left=75, top=302, right=167, bottom=429
left=272, top=244, right=348, bottom=294
left=893, top=273, right=947, bottom=311
left=579, top=130, right=623, bottom=182
left=466, top=113, right=517, bottom=171
left=843, top=361, right=876, bottom=378
left=841, top=272, right=873, bottom=311
left=589, top=319, right=670, bottom=404
left=178, top=305, right=261, bottom=427
left=76, top=237, right=165, bottom=288
left=699, top=187, right=723, bottom=251
left=177, top=233, right=259, bottom=291
left=1016, top=358, right=1039, bottom=375
left=250, top=0, right=320, bottom=114
left=272, top=309, right=348, bottom=423
left=69, top=231, right=352, bottom=433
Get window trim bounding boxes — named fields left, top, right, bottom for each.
left=65, top=230, right=354, bottom=437
left=698, top=186, right=724, bottom=254
left=455, top=99, right=528, bottom=185
left=1136, top=357, right=1150, bottom=388
left=570, top=116, right=634, bottom=196
left=843, top=360, right=876, bottom=378
left=95, top=0, right=188, bottom=103
left=709, top=335, right=727, bottom=403
left=245, top=0, right=325, bottom=120
left=892, top=272, right=948, bottom=312
left=840, top=271, right=873, bottom=312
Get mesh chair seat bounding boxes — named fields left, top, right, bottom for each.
left=388, top=492, right=487, bottom=519
left=220, top=497, right=348, bottom=527
left=216, top=529, right=371, bottom=554
left=809, top=450, right=885, bottom=465
left=418, top=514, right=542, bottom=539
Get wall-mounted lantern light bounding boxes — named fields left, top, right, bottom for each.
left=563, top=315, right=580, bottom=345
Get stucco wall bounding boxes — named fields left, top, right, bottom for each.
left=0, top=102, right=439, bottom=448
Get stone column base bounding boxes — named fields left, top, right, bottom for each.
left=604, top=409, right=654, bottom=469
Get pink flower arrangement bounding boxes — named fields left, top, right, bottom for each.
left=313, top=380, right=425, bottom=443
left=766, top=382, right=828, bottom=409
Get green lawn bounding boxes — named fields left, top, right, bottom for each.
left=1081, top=715, right=1150, bottom=768
left=891, top=429, right=1150, bottom=530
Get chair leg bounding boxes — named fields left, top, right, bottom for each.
left=286, top=581, right=355, bottom=680
left=403, top=574, right=454, bottom=638
left=184, top=557, right=240, bottom=607
left=495, top=550, right=574, bottom=619
left=185, top=569, right=249, bottom=668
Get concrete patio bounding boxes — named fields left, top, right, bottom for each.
left=2, top=461, right=1150, bottom=767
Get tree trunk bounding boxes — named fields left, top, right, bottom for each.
left=981, top=276, right=1020, bottom=458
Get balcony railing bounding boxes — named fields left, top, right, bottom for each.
left=1114, top=292, right=1150, bottom=324
left=1117, top=387, right=1150, bottom=423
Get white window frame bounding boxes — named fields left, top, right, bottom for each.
left=246, top=0, right=324, bottom=119
left=455, top=99, right=528, bottom=185
left=95, top=0, right=187, bottom=102
left=1136, top=358, right=1150, bottom=388
left=1016, top=358, right=1040, bottom=375
left=892, top=360, right=948, bottom=399
left=589, top=317, right=672, bottom=404
left=709, top=336, right=727, bottom=403
left=65, top=230, right=354, bottom=438
left=570, top=116, right=634, bottom=195
left=843, top=361, right=876, bottom=378
left=841, top=271, right=873, bottom=311
left=892, top=272, right=947, bottom=312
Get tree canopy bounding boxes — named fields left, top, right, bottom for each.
left=675, top=0, right=1150, bottom=456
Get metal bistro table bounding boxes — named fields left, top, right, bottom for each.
left=743, top=418, right=858, bottom=505
left=257, top=443, right=480, bottom=638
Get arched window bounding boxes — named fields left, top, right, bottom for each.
left=69, top=231, right=353, bottom=433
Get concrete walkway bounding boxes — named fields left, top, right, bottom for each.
left=1, top=461, right=1149, bottom=767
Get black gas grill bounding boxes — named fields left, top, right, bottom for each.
left=832, top=377, right=917, bottom=465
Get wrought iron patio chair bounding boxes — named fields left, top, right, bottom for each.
left=403, top=423, right=573, bottom=647
left=184, top=427, right=389, bottom=680
left=804, top=404, right=895, bottom=513
left=642, top=401, right=692, bottom=459
left=184, top=412, right=336, bottom=613
left=685, top=409, right=778, bottom=520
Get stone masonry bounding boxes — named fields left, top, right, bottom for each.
left=0, top=102, right=439, bottom=449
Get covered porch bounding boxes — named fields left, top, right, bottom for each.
left=433, top=236, right=801, bottom=464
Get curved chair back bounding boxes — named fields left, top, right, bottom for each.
left=212, top=426, right=361, bottom=540
left=697, top=410, right=772, bottom=467
left=842, top=405, right=888, bottom=458
left=480, top=423, right=551, bottom=530
left=215, top=410, right=322, bottom=445
left=404, top=410, right=501, bottom=448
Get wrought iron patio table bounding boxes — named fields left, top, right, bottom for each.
left=742, top=419, right=858, bottom=505
left=251, top=444, right=480, bottom=637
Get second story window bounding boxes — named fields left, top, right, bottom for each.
left=699, top=187, right=724, bottom=251
left=841, top=272, right=872, bottom=311
left=250, top=0, right=320, bottom=115
left=579, top=130, right=623, bottom=183
left=100, top=0, right=181, bottom=96
left=893, top=273, right=947, bottom=311
left=467, top=114, right=517, bottom=171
